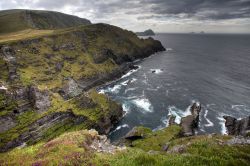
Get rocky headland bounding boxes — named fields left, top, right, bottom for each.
left=0, top=14, right=165, bottom=153
left=0, top=9, right=249, bottom=166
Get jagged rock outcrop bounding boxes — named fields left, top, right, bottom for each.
left=29, top=86, right=51, bottom=113
left=0, top=115, right=16, bottom=133
left=180, top=103, right=201, bottom=136
left=89, top=130, right=126, bottom=154
left=0, top=46, right=18, bottom=81
left=223, top=116, right=250, bottom=136
left=168, top=115, right=177, bottom=126
left=59, top=78, right=82, bottom=99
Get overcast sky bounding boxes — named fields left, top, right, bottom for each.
left=1, top=0, right=250, bottom=33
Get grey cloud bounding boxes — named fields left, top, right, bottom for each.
left=0, top=0, right=250, bottom=33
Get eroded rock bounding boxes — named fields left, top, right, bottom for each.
left=180, top=103, right=201, bottom=136
left=223, top=116, right=250, bottom=136
left=168, top=115, right=177, bottom=126
left=168, top=145, right=186, bottom=154
left=0, top=115, right=16, bottom=133
left=29, top=86, right=51, bottom=113
left=59, top=78, right=82, bottom=99
left=0, top=46, right=19, bottom=81
left=226, top=136, right=250, bottom=145
left=90, top=131, right=126, bottom=154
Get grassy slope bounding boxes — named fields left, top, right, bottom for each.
left=0, top=29, right=55, bottom=43
left=0, top=9, right=91, bottom=34
left=0, top=10, right=28, bottom=34
left=1, top=126, right=249, bottom=166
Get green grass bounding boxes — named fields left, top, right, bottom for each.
left=0, top=10, right=29, bottom=34
left=132, top=125, right=182, bottom=151
left=0, top=9, right=90, bottom=35
left=1, top=128, right=250, bottom=166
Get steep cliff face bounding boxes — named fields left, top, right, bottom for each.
left=0, top=23, right=165, bottom=152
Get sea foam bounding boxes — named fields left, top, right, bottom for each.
left=109, top=124, right=129, bottom=135
left=204, top=110, right=214, bottom=127
left=121, top=66, right=141, bottom=79
left=132, top=98, right=153, bottom=113
left=217, top=115, right=227, bottom=135
left=150, top=69, right=163, bottom=74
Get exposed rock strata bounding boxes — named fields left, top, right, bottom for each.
left=0, top=111, right=87, bottom=152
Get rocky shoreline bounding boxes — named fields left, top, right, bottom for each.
left=0, top=23, right=166, bottom=152
left=117, top=102, right=249, bottom=148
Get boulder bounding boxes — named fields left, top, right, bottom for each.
left=0, top=115, right=16, bottom=133
left=168, top=145, right=186, bottom=154
left=223, top=116, right=250, bottom=136
left=0, top=46, right=18, bottom=81
left=59, top=78, right=82, bottom=99
left=226, top=136, right=250, bottom=145
left=180, top=103, right=201, bottom=136
left=168, top=115, right=177, bottom=126
left=29, top=86, right=51, bottom=113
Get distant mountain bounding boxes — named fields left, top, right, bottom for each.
left=0, top=9, right=91, bottom=34
left=136, top=29, right=155, bottom=36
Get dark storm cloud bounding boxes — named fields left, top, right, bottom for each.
left=1, top=0, right=249, bottom=20
left=135, top=0, right=250, bottom=20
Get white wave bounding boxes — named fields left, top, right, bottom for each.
left=132, top=98, right=153, bottom=113
left=167, top=102, right=197, bottom=124
left=0, top=85, right=7, bottom=90
left=204, top=110, right=214, bottom=127
left=200, top=128, right=205, bottom=132
left=150, top=69, right=163, bottom=74
left=167, top=106, right=183, bottom=124
left=147, top=88, right=158, bottom=91
left=125, top=87, right=138, bottom=94
left=231, top=104, right=250, bottom=113
left=217, top=115, right=227, bottom=135
left=122, top=103, right=131, bottom=115
left=166, top=48, right=173, bottom=51
left=121, top=66, right=141, bottom=79
left=125, top=95, right=139, bottom=100
left=130, top=78, right=137, bottom=83
left=98, top=84, right=122, bottom=94
left=109, top=85, right=122, bottom=94
left=109, top=124, right=129, bottom=135
left=166, top=90, right=169, bottom=96
left=142, top=73, right=148, bottom=84
left=121, top=80, right=130, bottom=86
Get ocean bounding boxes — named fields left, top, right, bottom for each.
left=98, top=33, right=250, bottom=141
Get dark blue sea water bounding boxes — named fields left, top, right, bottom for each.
left=99, top=33, right=250, bottom=141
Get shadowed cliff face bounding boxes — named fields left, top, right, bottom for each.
left=0, top=23, right=165, bottom=152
